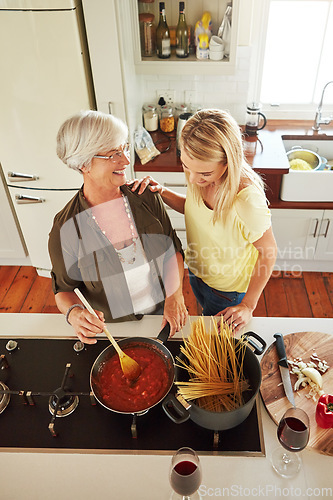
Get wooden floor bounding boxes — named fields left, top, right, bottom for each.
left=0, top=266, right=333, bottom=318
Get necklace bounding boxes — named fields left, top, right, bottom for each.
left=92, top=192, right=137, bottom=265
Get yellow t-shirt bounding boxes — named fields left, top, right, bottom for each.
left=184, top=184, right=271, bottom=292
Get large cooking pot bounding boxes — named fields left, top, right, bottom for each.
left=162, top=331, right=266, bottom=431
left=90, top=323, right=174, bottom=415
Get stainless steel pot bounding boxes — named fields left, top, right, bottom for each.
left=90, top=323, right=174, bottom=415
left=162, top=331, right=266, bottom=431
left=287, top=147, right=321, bottom=171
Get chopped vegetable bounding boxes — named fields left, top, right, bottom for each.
left=301, top=367, right=323, bottom=389
left=315, top=394, right=333, bottom=429
left=288, top=354, right=329, bottom=401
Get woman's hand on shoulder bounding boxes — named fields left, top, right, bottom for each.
left=127, top=176, right=163, bottom=196
left=216, top=302, right=253, bottom=334
left=68, top=306, right=105, bottom=344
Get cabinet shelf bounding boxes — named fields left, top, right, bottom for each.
left=136, top=53, right=235, bottom=75
left=131, top=0, right=239, bottom=75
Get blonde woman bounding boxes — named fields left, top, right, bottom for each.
left=130, top=109, right=277, bottom=332
left=49, top=110, right=187, bottom=343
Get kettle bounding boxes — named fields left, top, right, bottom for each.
left=176, top=112, right=193, bottom=156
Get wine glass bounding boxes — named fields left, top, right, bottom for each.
left=169, top=447, right=202, bottom=500
left=271, top=407, right=310, bottom=478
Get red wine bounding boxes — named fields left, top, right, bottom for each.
left=170, top=459, right=201, bottom=496
left=277, top=416, right=309, bottom=452
left=174, top=460, right=197, bottom=475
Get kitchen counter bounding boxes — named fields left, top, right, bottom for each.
left=0, top=314, right=332, bottom=500
left=134, top=126, right=290, bottom=174
left=134, top=120, right=333, bottom=209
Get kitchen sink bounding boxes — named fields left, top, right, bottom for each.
left=280, top=134, right=333, bottom=202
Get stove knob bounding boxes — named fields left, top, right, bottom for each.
left=73, top=341, right=84, bottom=353
left=0, top=355, right=9, bottom=383
left=6, top=340, right=18, bottom=351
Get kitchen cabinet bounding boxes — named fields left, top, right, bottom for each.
left=271, top=209, right=333, bottom=272
left=82, top=0, right=127, bottom=122
left=0, top=173, right=27, bottom=261
left=131, top=0, right=240, bottom=75
left=315, top=210, right=333, bottom=261
left=7, top=188, right=79, bottom=273
left=137, top=171, right=187, bottom=248
left=82, top=0, right=139, bottom=175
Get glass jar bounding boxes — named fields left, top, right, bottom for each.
left=159, top=105, right=175, bottom=132
left=139, top=13, right=156, bottom=57
left=174, top=104, right=188, bottom=126
left=190, top=104, right=202, bottom=114
left=142, top=104, right=158, bottom=132
left=138, top=0, right=155, bottom=14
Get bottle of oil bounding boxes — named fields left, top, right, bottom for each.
left=176, top=2, right=189, bottom=58
left=156, top=2, right=171, bottom=59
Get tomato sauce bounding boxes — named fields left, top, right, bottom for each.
left=95, top=345, right=171, bottom=413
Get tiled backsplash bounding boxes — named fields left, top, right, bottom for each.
left=141, top=47, right=251, bottom=124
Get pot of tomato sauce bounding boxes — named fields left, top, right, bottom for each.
left=90, top=323, right=174, bottom=415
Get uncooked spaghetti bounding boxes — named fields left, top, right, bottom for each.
left=175, top=317, right=249, bottom=412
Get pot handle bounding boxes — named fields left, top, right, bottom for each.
left=156, top=322, right=171, bottom=344
left=162, top=392, right=191, bottom=424
left=241, top=331, right=266, bottom=355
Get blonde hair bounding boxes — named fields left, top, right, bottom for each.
left=179, top=109, right=265, bottom=222
left=56, top=110, right=128, bottom=173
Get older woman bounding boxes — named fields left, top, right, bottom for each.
left=48, top=110, right=187, bottom=344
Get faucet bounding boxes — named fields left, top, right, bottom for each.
left=312, top=81, right=333, bottom=131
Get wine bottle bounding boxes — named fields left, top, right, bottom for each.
left=176, top=1, right=189, bottom=58
left=156, top=2, right=171, bottom=59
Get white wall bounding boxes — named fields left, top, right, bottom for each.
left=140, top=46, right=251, bottom=124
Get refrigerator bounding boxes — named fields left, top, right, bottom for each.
left=0, top=0, right=96, bottom=276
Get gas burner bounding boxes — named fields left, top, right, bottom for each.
left=49, top=389, right=79, bottom=417
left=0, top=381, right=10, bottom=414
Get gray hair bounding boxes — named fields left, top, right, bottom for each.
left=56, top=110, right=128, bottom=173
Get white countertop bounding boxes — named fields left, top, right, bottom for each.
left=0, top=314, right=332, bottom=500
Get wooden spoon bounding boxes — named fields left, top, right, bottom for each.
left=74, top=288, right=141, bottom=381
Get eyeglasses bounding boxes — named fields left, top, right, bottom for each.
left=93, top=143, right=130, bottom=162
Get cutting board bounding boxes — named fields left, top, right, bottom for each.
left=260, top=331, right=333, bottom=456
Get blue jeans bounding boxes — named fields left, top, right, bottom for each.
left=189, top=270, right=246, bottom=316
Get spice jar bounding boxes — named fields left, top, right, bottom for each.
left=159, top=105, right=175, bottom=132
left=139, top=13, right=156, bottom=57
left=143, top=104, right=158, bottom=132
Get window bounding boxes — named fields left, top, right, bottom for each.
left=252, top=0, right=333, bottom=119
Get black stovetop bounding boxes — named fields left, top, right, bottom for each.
left=0, top=338, right=264, bottom=455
